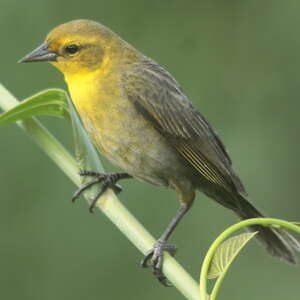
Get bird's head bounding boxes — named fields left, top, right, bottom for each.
left=19, top=19, right=125, bottom=77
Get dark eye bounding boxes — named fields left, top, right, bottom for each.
left=65, top=44, right=79, bottom=54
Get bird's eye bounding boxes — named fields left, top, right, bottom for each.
left=65, top=44, right=79, bottom=55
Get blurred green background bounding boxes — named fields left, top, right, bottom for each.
left=1, top=0, right=300, bottom=299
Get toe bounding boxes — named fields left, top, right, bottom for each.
left=153, top=268, right=171, bottom=287
left=165, top=244, right=177, bottom=257
left=156, top=253, right=164, bottom=270
left=141, top=241, right=176, bottom=287
left=140, top=249, right=154, bottom=268
left=112, top=183, right=122, bottom=194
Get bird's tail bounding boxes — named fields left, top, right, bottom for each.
left=234, top=194, right=300, bottom=264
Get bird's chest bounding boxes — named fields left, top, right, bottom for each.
left=68, top=78, right=162, bottom=172
left=84, top=99, right=146, bottom=160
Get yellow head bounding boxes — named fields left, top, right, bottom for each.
left=19, top=19, right=138, bottom=77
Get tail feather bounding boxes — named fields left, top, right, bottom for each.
left=235, top=194, right=300, bottom=264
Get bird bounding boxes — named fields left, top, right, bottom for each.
left=19, top=19, right=300, bottom=286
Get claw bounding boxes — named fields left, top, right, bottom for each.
left=71, top=171, right=132, bottom=210
left=112, top=183, right=122, bottom=194
left=72, top=177, right=100, bottom=202
left=141, top=240, right=177, bottom=286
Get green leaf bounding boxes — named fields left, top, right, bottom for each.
left=0, top=89, right=69, bottom=126
left=207, top=232, right=257, bottom=279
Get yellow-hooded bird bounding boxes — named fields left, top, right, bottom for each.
left=20, top=19, right=300, bottom=285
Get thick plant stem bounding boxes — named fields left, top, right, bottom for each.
left=0, top=84, right=200, bottom=300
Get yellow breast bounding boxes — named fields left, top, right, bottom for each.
left=63, top=66, right=181, bottom=186
left=65, top=69, right=142, bottom=166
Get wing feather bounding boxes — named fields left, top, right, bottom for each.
left=124, top=59, right=240, bottom=192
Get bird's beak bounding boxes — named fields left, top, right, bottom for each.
left=18, top=42, right=58, bottom=63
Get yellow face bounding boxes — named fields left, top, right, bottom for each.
left=47, top=20, right=112, bottom=75
left=19, top=20, right=116, bottom=76
left=48, top=37, right=106, bottom=76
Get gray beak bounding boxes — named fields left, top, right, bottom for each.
left=18, top=42, right=57, bottom=63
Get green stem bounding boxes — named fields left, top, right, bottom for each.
left=0, top=84, right=200, bottom=300
left=199, top=218, right=300, bottom=300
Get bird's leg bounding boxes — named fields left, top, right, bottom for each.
left=141, top=202, right=192, bottom=286
left=72, top=171, right=132, bottom=212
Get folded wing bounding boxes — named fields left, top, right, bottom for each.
left=124, top=59, right=243, bottom=194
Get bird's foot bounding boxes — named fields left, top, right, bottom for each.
left=141, top=239, right=177, bottom=286
left=72, top=171, right=131, bottom=212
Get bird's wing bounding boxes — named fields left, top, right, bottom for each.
left=124, top=60, right=239, bottom=192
